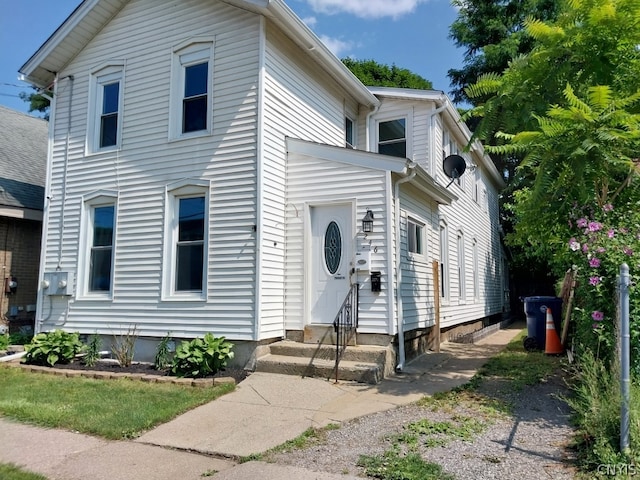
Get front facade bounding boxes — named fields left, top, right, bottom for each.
left=20, top=0, right=505, bottom=366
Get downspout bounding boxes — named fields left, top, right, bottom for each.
left=365, top=103, right=380, bottom=152
left=393, top=161, right=417, bottom=371
left=57, top=75, right=74, bottom=270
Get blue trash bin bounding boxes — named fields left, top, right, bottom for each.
left=523, top=296, right=563, bottom=350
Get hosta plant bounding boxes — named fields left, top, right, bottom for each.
left=24, top=330, right=84, bottom=366
left=171, top=333, right=234, bottom=378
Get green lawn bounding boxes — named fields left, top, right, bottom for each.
left=0, top=463, right=48, bottom=480
left=0, top=366, right=234, bottom=439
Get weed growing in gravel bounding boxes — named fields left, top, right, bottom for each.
left=251, top=423, right=342, bottom=462
left=357, top=445, right=455, bottom=480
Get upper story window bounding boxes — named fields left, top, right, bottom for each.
left=170, top=39, right=214, bottom=140
left=439, top=218, right=449, bottom=301
left=407, top=218, right=424, bottom=256
left=378, top=118, right=406, bottom=158
left=87, top=62, right=124, bottom=154
left=163, top=179, right=210, bottom=300
left=345, top=117, right=355, bottom=149
left=457, top=231, right=466, bottom=300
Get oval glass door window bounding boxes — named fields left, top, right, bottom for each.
left=324, top=221, right=342, bottom=274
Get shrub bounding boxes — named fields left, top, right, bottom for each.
left=171, top=333, right=234, bottom=378
left=24, top=330, right=84, bottom=366
left=154, top=332, right=173, bottom=371
left=0, top=334, right=9, bottom=351
left=566, top=351, right=640, bottom=469
left=9, top=332, right=33, bottom=345
left=84, top=333, right=101, bottom=367
left=111, top=325, right=137, bottom=367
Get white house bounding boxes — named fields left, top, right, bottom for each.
left=20, top=0, right=506, bottom=375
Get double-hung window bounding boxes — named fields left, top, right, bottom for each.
left=163, top=180, right=209, bottom=300
left=345, top=117, right=355, bottom=149
left=439, top=219, right=449, bottom=301
left=170, top=39, right=213, bottom=140
left=378, top=118, right=406, bottom=158
left=78, top=191, right=118, bottom=297
left=407, top=219, right=424, bottom=256
left=88, top=63, right=124, bottom=153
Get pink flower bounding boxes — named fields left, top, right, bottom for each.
left=589, top=257, right=601, bottom=268
left=582, top=243, right=589, bottom=253
left=588, top=222, right=602, bottom=232
left=596, top=247, right=606, bottom=253
left=603, top=203, right=613, bottom=212
left=608, top=229, right=615, bottom=238
left=589, top=276, right=601, bottom=286
left=624, top=247, right=633, bottom=256
left=592, top=311, right=604, bottom=321
left=577, top=218, right=588, bottom=228
left=568, top=238, right=581, bottom=251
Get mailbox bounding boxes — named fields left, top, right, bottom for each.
left=371, top=271, right=381, bottom=292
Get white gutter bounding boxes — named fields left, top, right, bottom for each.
left=393, top=162, right=417, bottom=372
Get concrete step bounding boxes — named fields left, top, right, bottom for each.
left=269, top=341, right=391, bottom=365
left=255, top=353, right=383, bottom=384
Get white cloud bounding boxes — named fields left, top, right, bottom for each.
left=306, top=0, right=425, bottom=19
left=302, top=16, right=318, bottom=28
left=319, top=35, right=353, bottom=57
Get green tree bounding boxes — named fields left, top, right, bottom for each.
left=342, top=58, right=433, bottom=90
left=19, top=87, right=51, bottom=120
left=448, top=0, right=560, bottom=106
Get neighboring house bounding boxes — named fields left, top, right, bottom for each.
left=19, top=0, right=506, bottom=370
left=0, top=106, right=48, bottom=334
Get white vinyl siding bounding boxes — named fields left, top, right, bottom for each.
left=398, top=188, right=438, bottom=332
left=38, top=0, right=261, bottom=340
left=260, top=24, right=358, bottom=338
left=285, top=150, right=392, bottom=334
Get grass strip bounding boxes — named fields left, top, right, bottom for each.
left=0, top=366, right=234, bottom=439
left=0, top=463, right=48, bottom=480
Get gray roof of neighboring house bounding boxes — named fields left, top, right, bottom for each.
left=0, top=106, right=48, bottom=212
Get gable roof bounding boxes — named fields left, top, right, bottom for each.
left=19, top=0, right=379, bottom=108
left=0, top=106, right=48, bottom=213
left=368, top=87, right=505, bottom=189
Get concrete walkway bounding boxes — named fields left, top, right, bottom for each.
left=0, top=323, right=523, bottom=480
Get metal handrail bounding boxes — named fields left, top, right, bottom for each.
left=332, top=283, right=359, bottom=383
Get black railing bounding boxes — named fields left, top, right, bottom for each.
left=332, top=283, right=359, bottom=383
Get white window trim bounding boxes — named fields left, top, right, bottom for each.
left=439, top=217, right=449, bottom=303
left=77, top=190, right=118, bottom=299
left=345, top=116, right=356, bottom=149
left=373, top=113, right=412, bottom=158
left=457, top=230, right=466, bottom=303
left=406, top=216, right=426, bottom=260
left=472, top=238, right=479, bottom=301
left=169, top=38, right=214, bottom=141
left=162, top=178, right=210, bottom=301
left=86, top=61, right=125, bottom=155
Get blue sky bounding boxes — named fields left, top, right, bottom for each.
left=1, top=0, right=464, bottom=117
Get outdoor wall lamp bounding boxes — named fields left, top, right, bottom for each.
left=362, top=210, right=374, bottom=233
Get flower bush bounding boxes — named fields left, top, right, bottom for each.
left=567, top=201, right=640, bottom=372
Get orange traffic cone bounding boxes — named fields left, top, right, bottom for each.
left=545, top=307, right=563, bottom=355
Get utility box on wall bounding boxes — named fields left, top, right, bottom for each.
left=355, top=244, right=371, bottom=271
left=42, top=271, right=74, bottom=296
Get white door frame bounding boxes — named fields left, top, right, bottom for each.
left=303, top=199, right=357, bottom=325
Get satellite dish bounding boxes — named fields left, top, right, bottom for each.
left=443, top=154, right=467, bottom=187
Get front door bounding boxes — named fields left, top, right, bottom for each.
left=310, top=204, right=353, bottom=324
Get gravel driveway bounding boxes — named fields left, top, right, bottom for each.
left=267, top=370, right=577, bottom=479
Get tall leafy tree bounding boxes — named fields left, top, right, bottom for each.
left=448, top=0, right=560, bottom=105
left=20, top=87, right=51, bottom=120
left=464, top=0, right=640, bottom=276
left=342, top=58, right=433, bottom=90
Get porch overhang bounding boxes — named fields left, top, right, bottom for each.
left=286, top=137, right=457, bottom=206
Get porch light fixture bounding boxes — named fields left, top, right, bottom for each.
left=362, top=210, right=374, bottom=233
